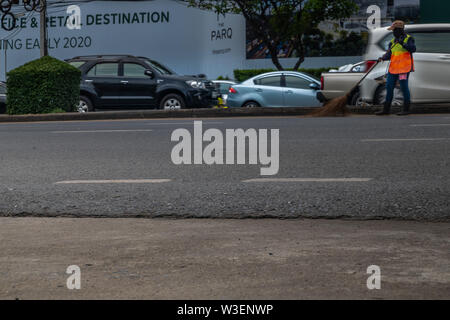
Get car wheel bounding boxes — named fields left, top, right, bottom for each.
left=351, top=91, right=364, bottom=107
left=0, top=103, right=5, bottom=114
left=78, top=96, right=94, bottom=113
left=242, top=101, right=261, bottom=108
left=374, top=84, right=404, bottom=106
left=160, top=94, right=186, bottom=110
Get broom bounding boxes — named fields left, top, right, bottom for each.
left=310, top=61, right=380, bottom=117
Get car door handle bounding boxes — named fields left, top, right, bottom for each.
left=84, top=80, right=93, bottom=83
left=285, top=90, right=294, bottom=94
left=439, top=55, right=450, bottom=60
left=255, top=88, right=263, bottom=92
left=121, top=81, right=129, bottom=84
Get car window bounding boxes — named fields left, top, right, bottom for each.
left=351, top=64, right=366, bottom=72
left=123, top=63, right=147, bottom=77
left=0, top=84, right=6, bottom=94
left=284, top=75, right=312, bottom=90
left=254, top=76, right=282, bottom=87
left=409, top=31, right=450, bottom=54
left=379, top=34, right=393, bottom=51
left=143, top=59, right=174, bottom=75
left=87, top=63, right=119, bottom=77
left=379, top=31, right=450, bottom=53
left=219, top=83, right=232, bottom=94
left=68, top=61, right=86, bottom=69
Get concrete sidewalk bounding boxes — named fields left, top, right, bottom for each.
left=0, top=218, right=448, bottom=300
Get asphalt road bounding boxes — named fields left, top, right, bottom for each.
left=0, top=115, right=449, bottom=220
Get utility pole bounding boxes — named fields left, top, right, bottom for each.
left=40, top=0, right=48, bottom=57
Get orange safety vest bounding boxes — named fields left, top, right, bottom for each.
left=389, top=35, right=415, bottom=74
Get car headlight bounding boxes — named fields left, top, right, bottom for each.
left=186, top=80, right=205, bottom=89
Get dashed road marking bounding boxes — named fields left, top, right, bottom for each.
left=410, top=124, right=450, bottom=127
left=145, top=122, right=224, bottom=125
left=362, top=138, right=449, bottom=142
left=243, top=178, right=372, bottom=183
left=55, top=179, right=171, bottom=185
left=52, top=129, right=154, bottom=133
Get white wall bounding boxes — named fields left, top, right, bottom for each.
left=0, top=0, right=361, bottom=80
left=0, top=0, right=246, bottom=80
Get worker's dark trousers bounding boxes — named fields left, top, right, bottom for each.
left=385, top=72, right=411, bottom=111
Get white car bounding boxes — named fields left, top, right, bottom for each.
left=361, top=24, right=450, bottom=105
left=319, top=62, right=366, bottom=104
left=328, top=61, right=366, bottom=73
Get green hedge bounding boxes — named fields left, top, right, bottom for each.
left=233, top=67, right=334, bottom=82
left=6, top=56, right=81, bottom=115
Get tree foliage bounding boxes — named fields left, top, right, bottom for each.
left=186, top=0, right=358, bottom=70
left=6, top=56, right=81, bottom=115
left=303, top=29, right=367, bottom=57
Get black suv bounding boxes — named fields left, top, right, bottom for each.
left=66, top=55, right=218, bottom=112
left=0, top=82, right=6, bottom=114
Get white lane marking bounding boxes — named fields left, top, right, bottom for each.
left=55, top=179, right=171, bottom=185
left=243, top=178, right=372, bottom=183
left=51, top=129, right=154, bottom=133
left=362, top=138, right=449, bottom=142
left=145, top=122, right=224, bottom=125
left=410, top=124, right=450, bottom=127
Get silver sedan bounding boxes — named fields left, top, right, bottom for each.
left=227, top=71, right=322, bottom=108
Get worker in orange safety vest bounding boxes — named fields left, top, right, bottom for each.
left=376, top=20, right=417, bottom=116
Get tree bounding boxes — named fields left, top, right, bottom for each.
left=186, top=0, right=358, bottom=70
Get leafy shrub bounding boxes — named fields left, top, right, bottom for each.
left=6, top=56, right=81, bottom=115
left=49, top=108, right=67, bottom=114
left=233, top=67, right=334, bottom=82
left=217, top=75, right=231, bottom=80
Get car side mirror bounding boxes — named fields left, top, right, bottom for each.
left=309, top=83, right=320, bottom=90
left=145, top=70, right=155, bottom=78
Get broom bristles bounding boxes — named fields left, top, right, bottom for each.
left=310, top=93, right=350, bottom=117
left=310, top=61, right=379, bottom=117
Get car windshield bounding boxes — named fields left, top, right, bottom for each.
left=378, top=30, right=450, bottom=53
left=68, top=61, right=86, bottom=68
left=143, top=59, right=175, bottom=75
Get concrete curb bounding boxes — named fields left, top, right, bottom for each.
left=349, top=104, right=450, bottom=115
left=0, top=105, right=449, bottom=122
left=0, top=107, right=317, bottom=122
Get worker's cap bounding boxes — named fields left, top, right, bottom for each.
left=388, top=20, right=405, bottom=30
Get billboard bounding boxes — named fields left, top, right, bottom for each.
left=0, top=0, right=246, bottom=80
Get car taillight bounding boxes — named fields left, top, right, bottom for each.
left=229, top=87, right=237, bottom=94
left=365, top=60, right=377, bottom=72
left=320, top=76, right=324, bottom=90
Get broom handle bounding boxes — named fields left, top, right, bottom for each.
left=349, top=61, right=380, bottom=93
